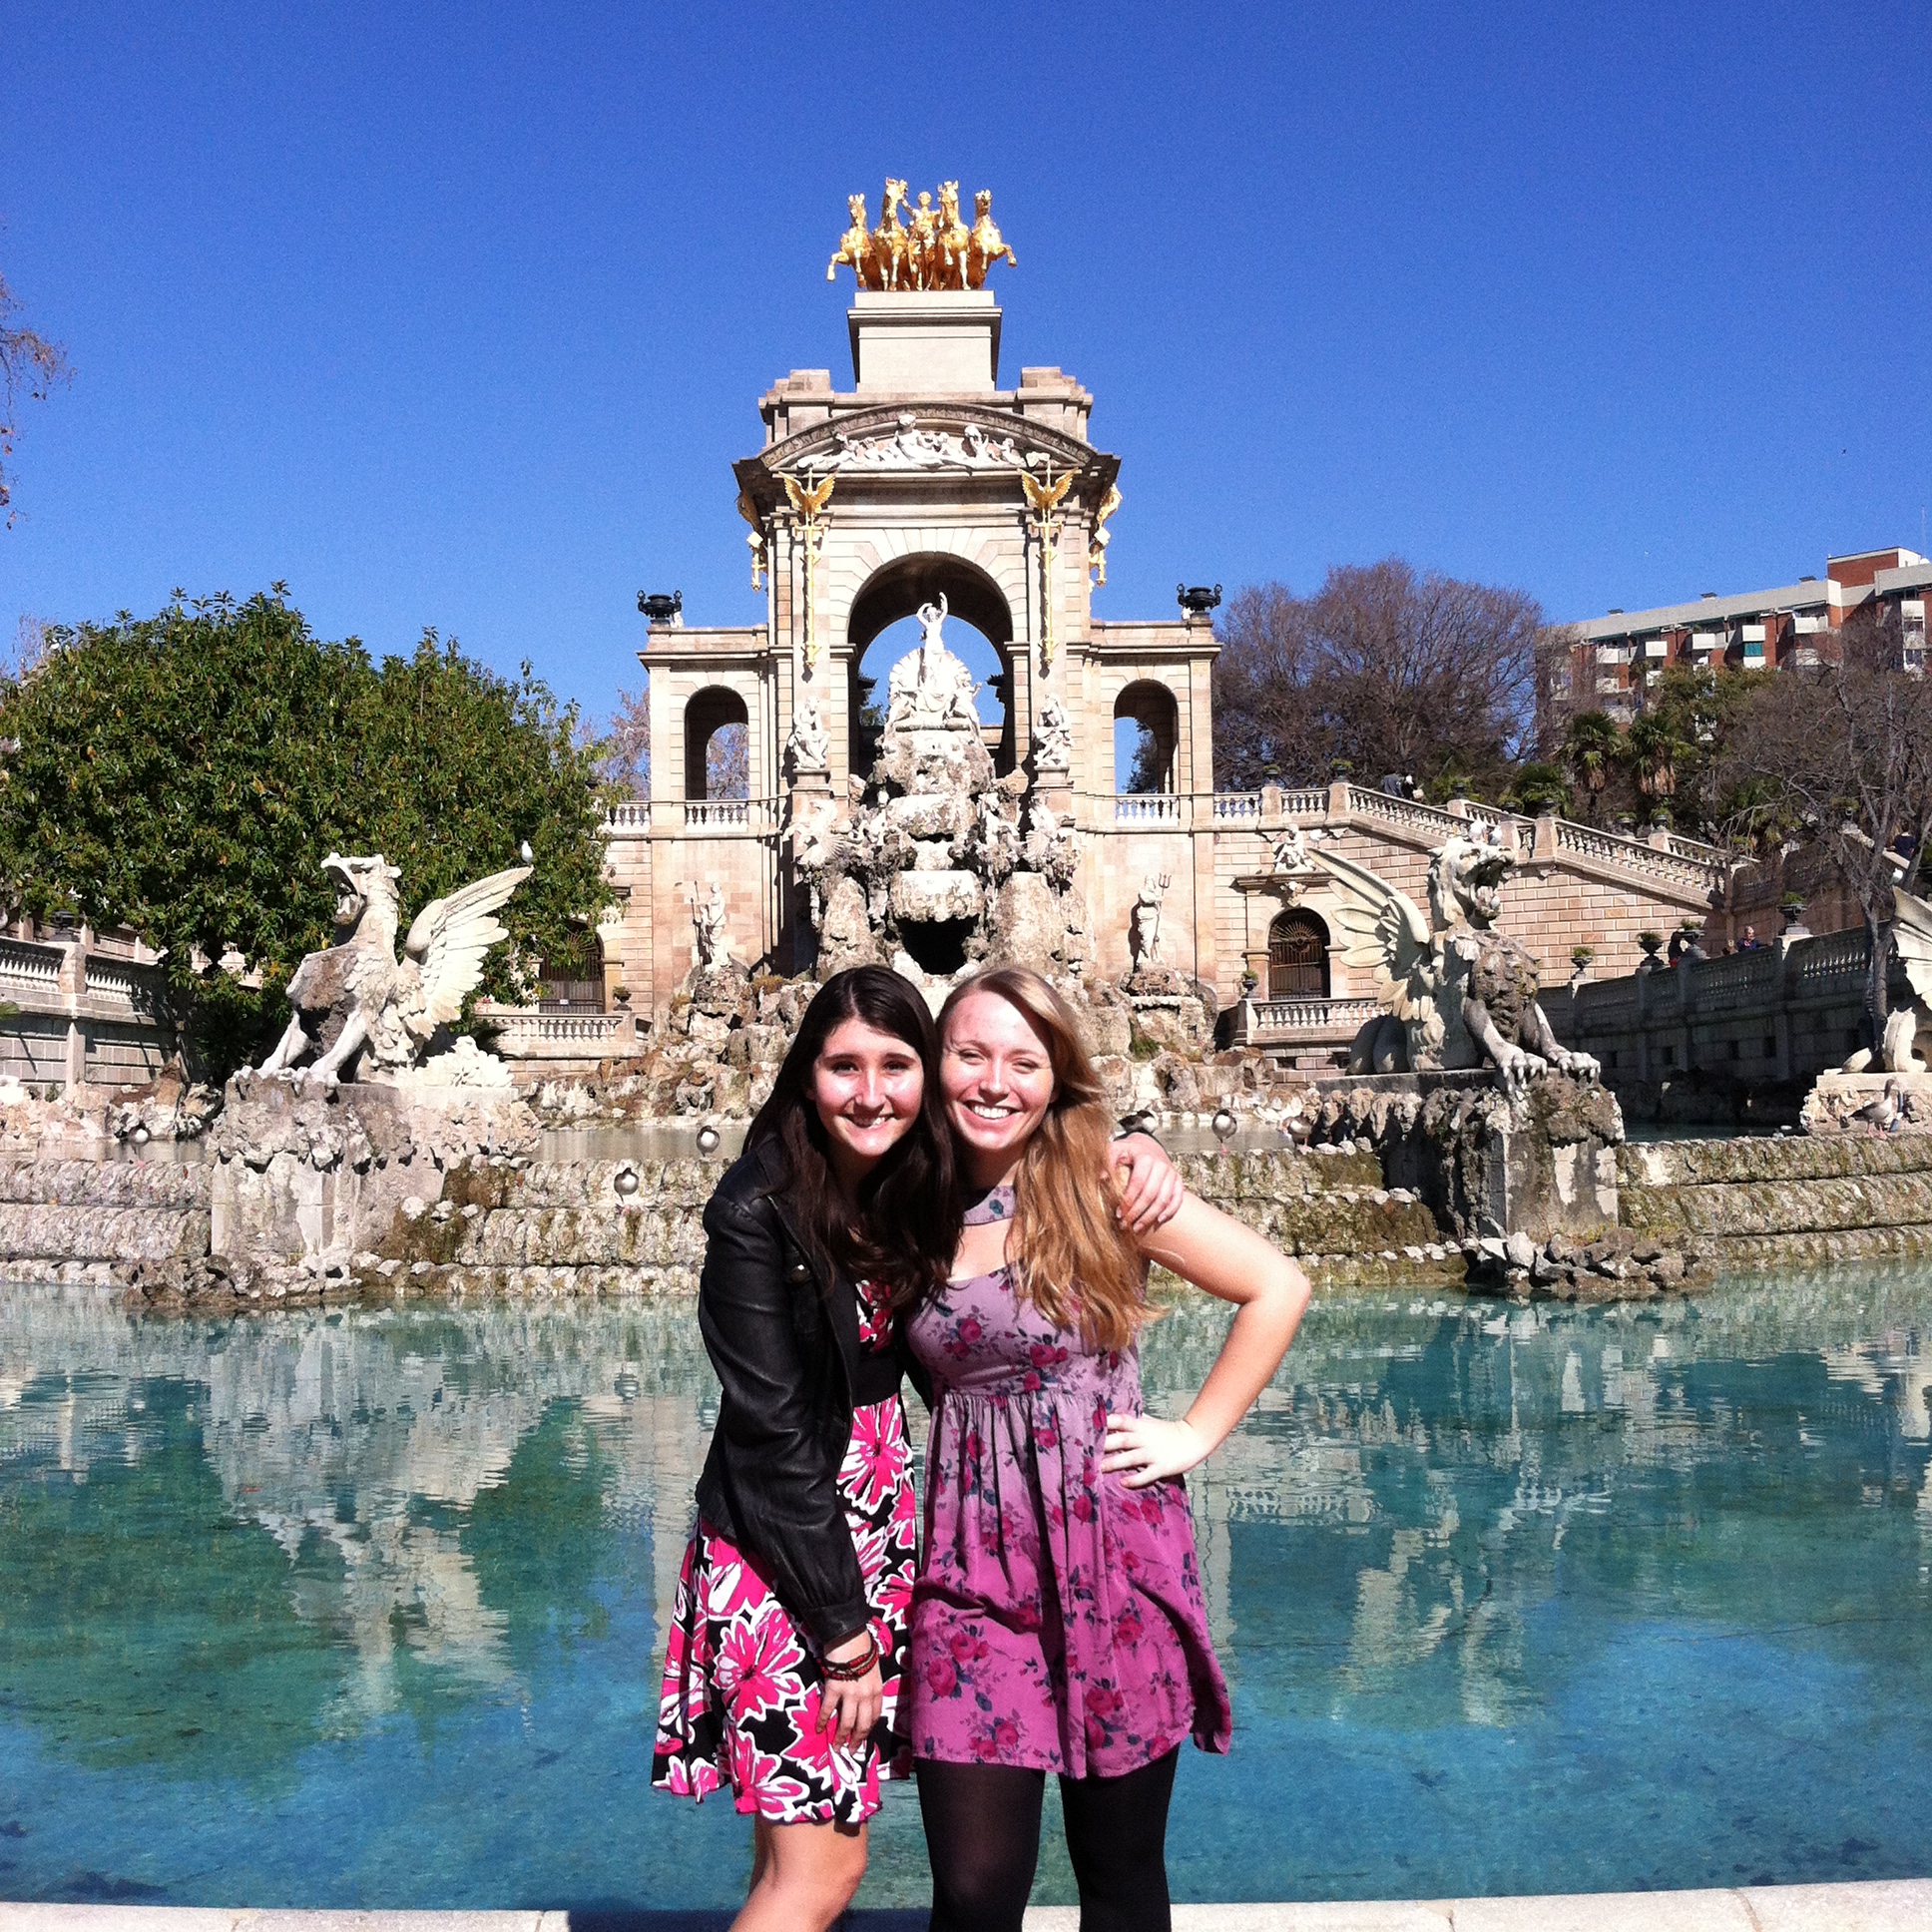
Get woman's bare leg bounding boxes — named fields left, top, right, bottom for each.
left=730, top=1815, right=867, bottom=1932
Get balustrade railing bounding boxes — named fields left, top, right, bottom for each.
left=1211, top=793, right=1260, bottom=821
left=491, top=1011, right=632, bottom=1048
left=1343, top=783, right=1462, bottom=841
left=684, top=799, right=755, bottom=829
left=83, top=957, right=156, bottom=1011
left=0, top=940, right=63, bottom=990
left=1551, top=818, right=1722, bottom=892
left=1244, top=995, right=1382, bottom=1036
left=1113, top=794, right=1182, bottom=825
left=605, top=802, right=650, bottom=830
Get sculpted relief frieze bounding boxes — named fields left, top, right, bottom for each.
left=780, top=412, right=1039, bottom=476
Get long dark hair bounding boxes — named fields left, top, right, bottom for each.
left=744, top=966, right=957, bottom=1301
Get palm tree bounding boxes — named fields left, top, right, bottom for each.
left=1626, top=712, right=1689, bottom=817
left=1560, top=711, right=1623, bottom=825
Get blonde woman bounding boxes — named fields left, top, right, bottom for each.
left=902, top=967, right=1310, bottom=1932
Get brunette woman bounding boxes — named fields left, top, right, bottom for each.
left=652, top=966, right=1180, bottom=1932
left=904, top=967, right=1311, bottom=1932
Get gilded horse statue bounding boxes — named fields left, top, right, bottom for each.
left=829, top=180, right=1015, bottom=291
left=935, top=182, right=971, bottom=289
left=871, top=180, right=910, bottom=290
left=967, top=189, right=1017, bottom=288
left=827, top=192, right=875, bottom=285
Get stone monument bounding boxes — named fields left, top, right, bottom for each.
left=215, top=852, right=539, bottom=1288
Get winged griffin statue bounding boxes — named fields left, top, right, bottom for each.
left=1323, top=827, right=1599, bottom=1091
left=254, top=853, right=530, bottom=1087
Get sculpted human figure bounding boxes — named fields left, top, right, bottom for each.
left=966, top=189, right=1017, bottom=287
left=1131, top=873, right=1170, bottom=972
left=907, top=191, right=939, bottom=289
left=694, top=882, right=735, bottom=969
left=885, top=596, right=979, bottom=729
left=1034, top=692, right=1073, bottom=771
left=786, top=698, right=830, bottom=774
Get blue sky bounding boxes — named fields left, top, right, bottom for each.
left=3, top=1, right=1927, bottom=726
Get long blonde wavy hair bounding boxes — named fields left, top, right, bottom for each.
left=935, top=967, right=1149, bottom=1353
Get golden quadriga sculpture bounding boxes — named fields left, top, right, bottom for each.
left=828, top=181, right=1016, bottom=291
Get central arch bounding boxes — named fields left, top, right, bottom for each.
left=846, top=553, right=1017, bottom=775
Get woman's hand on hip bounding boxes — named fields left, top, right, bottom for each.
left=1102, top=1411, right=1208, bottom=1487
left=818, top=1633, right=883, bottom=1751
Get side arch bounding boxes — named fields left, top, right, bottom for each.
left=1114, top=680, right=1179, bottom=793
left=685, top=686, right=749, bottom=799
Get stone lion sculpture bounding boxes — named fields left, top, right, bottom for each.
left=254, top=852, right=530, bottom=1087
left=1325, top=829, right=1599, bottom=1092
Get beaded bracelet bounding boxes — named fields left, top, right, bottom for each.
left=819, top=1634, right=880, bottom=1683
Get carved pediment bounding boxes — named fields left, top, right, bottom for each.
left=738, top=406, right=1115, bottom=518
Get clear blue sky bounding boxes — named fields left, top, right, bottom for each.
left=3, top=1, right=1927, bottom=726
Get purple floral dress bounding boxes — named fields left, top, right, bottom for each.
left=904, top=1186, right=1231, bottom=1778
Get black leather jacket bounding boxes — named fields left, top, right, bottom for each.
left=692, top=1139, right=928, bottom=1650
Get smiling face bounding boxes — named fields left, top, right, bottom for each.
left=941, top=990, right=1058, bottom=1184
left=808, top=1017, right=926, bottom=1191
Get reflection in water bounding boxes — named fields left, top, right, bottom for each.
left=2, top=1274, right=1930, bottom=1907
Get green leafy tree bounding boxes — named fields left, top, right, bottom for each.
left=1501, top=761, right=1572, bottom=817
left=0, top=590, right=616, bottom=1075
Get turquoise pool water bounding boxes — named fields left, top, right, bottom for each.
left=1, top=1275, right=1929, bottom=1909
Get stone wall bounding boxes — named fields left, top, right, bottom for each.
left=0, top=1158, right=212, bottom=1286
left=1549, top=927, right=1891, bottom=1123
left=13, top=1118, right=1932, bottom=1310
left=0, top=928, right=176, bottom=1091
left=1618, top=1131, right=1932, bottom=1270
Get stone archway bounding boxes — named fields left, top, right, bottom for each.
left=846, top=553, right=1016, bottom=775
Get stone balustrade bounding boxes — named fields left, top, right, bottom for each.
left=1232, top=994, right=1384, bottom=1051
left=0, top=927, right=175, bottom=1091
left=1550, top=925, right=1890, bottom=1117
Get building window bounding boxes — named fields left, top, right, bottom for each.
left=1266, top=910, right=1329, bottom=999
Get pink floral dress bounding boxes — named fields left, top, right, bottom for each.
left=652, top=1276, right=918, bottom=1825
left=904, top=1186, right=1231, bottom=1778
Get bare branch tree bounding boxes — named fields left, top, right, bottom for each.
left=1, top=269, right=72, bottom=526
left=601, top=683, right=650, bottom=798
left=1212, top=560, right=1544, bottom=793
left=1720, top=605, right=1932, bottom=1039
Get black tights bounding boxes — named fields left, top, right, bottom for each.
left=916, top=1747, right=1180, bottom=1932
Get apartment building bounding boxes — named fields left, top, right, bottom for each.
left=1543, top=547, right=1931, bottom=729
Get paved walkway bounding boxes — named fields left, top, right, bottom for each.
left=4, top=1888, right=1932, bottom=1931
